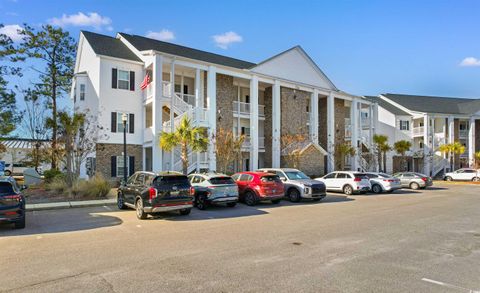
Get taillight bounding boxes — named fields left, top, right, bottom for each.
left=3, top=194, right=21, bottom=201
left=149, top=187, right=157, bottom=200
left=189, top=186, right=195, bottom=196
left=421, top=177, right=428, bottom=182
left=354, top=177, right=361, bottom=182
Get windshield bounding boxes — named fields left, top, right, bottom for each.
left=285, top=171, right=310, bottom=180
left=0, top=182, right=15, bottom=195
left=378, top=173, right=391, bottom=178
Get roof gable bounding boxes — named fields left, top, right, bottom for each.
left=365, top=96, right=411, bottom=116
left=81, top=31, right=142, bottom=63
left=251, top=46, right=337, bottom=90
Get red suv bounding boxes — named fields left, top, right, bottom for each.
left=232, top=172, right=284, bottom=206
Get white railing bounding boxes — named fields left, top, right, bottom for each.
left=176, top=92, right=196, bottom=107
left=413, top=126, right=424, bottom=136
left=162, top=81, right=171, bottom=97
left=361, top=117, right=370, bottom=128
left=459, top=129, right=468, bottom=138
left=145, top=83, right=153, bottom=99
left=232, top=101, right=265, bottom=116
left=345, top=125, right=352, bottom=138
left=143, top=127, right=153, bottom=142
left=432, top=155, right=449, bottom=176
left=172, top=150, right=209, bottom=173
left=172, top=92, right=192, bottom=114
left=241, top=136, right=265, bottom=149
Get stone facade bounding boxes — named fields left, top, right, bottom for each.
left=318, top=98, right=328, bottom=150
left=215, top=73, right=236, bottom=134
left=298, top=145, right=326, bottom=177
left=334, top=98, right=347, bottom=145
left=264, top=86, right=273, bottom=168
left=95, top=143, right=143, bottom=183
left=392, top=155, right=413, bottom=173
left=280, top=87, right=310, bottom=135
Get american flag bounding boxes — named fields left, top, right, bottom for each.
left=140, top=73, right=151, bottom=90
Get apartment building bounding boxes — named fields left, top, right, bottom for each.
left=367, top=94, right=480, bottom=176
left=72, top=31, right=375, bottom=180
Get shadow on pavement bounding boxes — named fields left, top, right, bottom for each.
left=0, top=206, right=123, bottom=236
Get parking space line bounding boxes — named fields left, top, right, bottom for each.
left=421, top=278, right=480, bottom=292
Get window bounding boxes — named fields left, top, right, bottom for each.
left=116, top=156, right=130, bottom=178
left=306, top=98, right=310, bottom=113
left=239, top=174, right=251, bottom=182
left=135, top=173, right=145, bottom=185
left=117, top=112, right=130, bottom=133
left=361, top=112, right=369, bottom=119
left=118, top=70, right=130, bottom=90
left=241, top=127, right=250, bottom=136
left=459, top=123, right=467, bottom=130
left=209, top=177, right=235, bottom=185
left=399, top=120, right=410, bottom=131
left=285, top=171, right=310, bottom=180
left=419, top=141, right=424, bottom=149
left=231, top=174, right=240, bottom=181
left=323, top=173, right=336, bottom=179
left=336, top=173, right=349, bottom=179
left=80, top=84, right=85, bottom=101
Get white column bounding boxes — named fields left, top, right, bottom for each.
left=195, top=68, right=201, bottom=173
left=448, top=116, right=455, bottom=143
left=272, top=80, right=281, bottom=168
left=423, top=114, right=430, bottom=175
left=351, top=99, right=359, bottom=171
left=207, top=66, right=217, bottom=171
left=152, top=55, right=163, bottom=171
left=327, top=92, right=335, bottom=172
left=310, top=89, right=319, bottom=144
left=250, top=75, right=259, bottom=171
left=170, top=61, right=175, bottom=170
left=468, top=117, right=475, bottom=167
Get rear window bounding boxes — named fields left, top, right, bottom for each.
left=209, top=177, right=235, bottom=185
left=354, top=173, right=368, bottom=179
left=0, top=182, right=15, bottom=194
left=156, top=176, right=189, bottom=184
left=261, top=175, right=281, bottom=183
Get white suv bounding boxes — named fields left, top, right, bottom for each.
left=444, top=168, right=480, bottom=182
left=315, top=171, right=371, bottom=195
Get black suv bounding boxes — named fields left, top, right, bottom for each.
left=0, top=177, right=26, bottom=229
left=117, top=171, right=195, bottom=220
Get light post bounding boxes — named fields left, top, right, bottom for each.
left=121, top=113, right=128, bottom=184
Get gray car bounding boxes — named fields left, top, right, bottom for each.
left=188, top=173, right=239, bottom=210
left=393, top=172, right=433, bottom=190
left=257, top=168, right=326, bottom=202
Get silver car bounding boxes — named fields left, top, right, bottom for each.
left=365, top=172, right=402, bottom=194
left=188, top=173, right=239, bottom=210
left=257, top=168, right=326, bottom=202
left=393, top=172, right=433, bottom=190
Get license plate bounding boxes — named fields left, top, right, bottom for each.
left=171, top=191, right=180, bottom=196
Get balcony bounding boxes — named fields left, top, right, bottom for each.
left=144, top=81, right=173, bottom=101
left=144, top=127, right=153, bottom=143
left=345, top=125, right=352, bottom=139
left=459, top=129, right=468, bottom=138
left=413, top=126, right=424, bottom=137
left=176, top=93, right=196, bottom=107
left=361, top=117, right=370, bottom=128
left=232, top=101, right=265, bottom=117
left=241, top=136, right=265, bottom=150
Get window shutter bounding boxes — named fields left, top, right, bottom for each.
left=129, top=156, right=135, bottom=176
left=112, top=68, right=118, bottom=89
left=130, top=71, right=135, bottom=91
left=111, top=156, right=117, bottom=177
left=129, top=113, right=135, bottom=133
left=111, top=112, right=117, bottom=133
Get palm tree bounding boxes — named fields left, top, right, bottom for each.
left=335, top=142, right=356, bottom=170
left=393, top=140, right=412, bottom=171
left=438, top=141, right=466, bottom=171
left=373, top=134, right=390, bottom=172
left=159, top=116, right=208, bottom=174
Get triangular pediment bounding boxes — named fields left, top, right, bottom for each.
left=251, top=46, right=337, bottom=90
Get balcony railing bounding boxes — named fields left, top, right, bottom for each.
left=176, top=92, right=196, bottom=107
left=143, top=127, right=153, bottom=142
left=232, top=101, right=265, bottom=117
left=459, top=129, right=468, bottom=138
left=361, top=117, right=370, bottom=128
left=240, top=136, right=265, bottom=149
left=413, top=126, right=424, bottom=136
left=345, top=125, right=352, bottom=138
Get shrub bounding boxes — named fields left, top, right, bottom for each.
left=46, top=177, right=68, bottom=193
left=73, top=175, right=111, bottom=199
left=43, top=169, right=65, bottom=183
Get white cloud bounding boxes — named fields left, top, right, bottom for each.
left=48, top=12, right=112, bottom=30
left=146, top=29, right=175, bottom=41
left=212, top=31, right=243, bottom=49
left=459, top=57, right=480, bottom=67
left=0, top=24, right=23, bottom=42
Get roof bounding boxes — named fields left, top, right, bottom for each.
left=365, top=96, right=410, bottom=116
left=0, top=138, right=50, bottom=149
left=118, top=33, right=256, bottom=69
left=81, top=31, right=142, bottom=63
left=380, top=93, right=480, bottom=115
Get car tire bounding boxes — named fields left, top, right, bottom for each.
left=196, top=195, right=208, bottom=210
left=117, top=192, right=127, bottom=210
left=226, top=202, right=237, bottom=208
left=343, top=185, right=353, bottom=195
left=179, top=208, right=191, bottom=216
left=288, top=188, right=301, bottom=202
left=271, top=199, right=281, bottom=204
left=372, top=184, right=382, bottom=194
left=14, top=216, right=25, bottom=229
left=472, top=177, right=480, bottom=182
left=135, top=198, right=148, bottom=220
left=244, top=191, right=257, bottom=206
left=445, top=176, right=453, bottom=181
left=4, top=170, right=11, bottom=176
left=410, top=182, right=420, bottom=190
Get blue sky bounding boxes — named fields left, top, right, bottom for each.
left=1, top=0, right=480, bottom=99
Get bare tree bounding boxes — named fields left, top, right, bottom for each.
left=214, top=128, right=245, bottom=174
left=281, top=133, right=308, bottom=169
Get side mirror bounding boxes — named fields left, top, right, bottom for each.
left=20, top=185, right=28, bottom=190
left=281, top=177, right=287, bottom=182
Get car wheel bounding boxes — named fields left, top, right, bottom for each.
left=196, top=195, right=208, bottom=210
left=410, top=182, right=420, bottom=190
left=472, top=177, right=480, bottom=182
left=14, top=216, right=25, bottom=229
left=445, top=176, right=453, bottom=181
left=372, top=184, right=382, bottom=194
left=288, top=188, right=301, bottom=202
left=135, top=198, right=147, bottom=220
left=271, top=199, right=281, bottom=204
left=117, top=192, right=127, bottom=210
left=4, top=170, right=11, bottom=176
left=179, top=208, right=191, bottom=216
left=226, top=202, right=237, bottom=208
left=244, top=191, right=257, bottom=206
left=343, top=185, right=353, bottom=195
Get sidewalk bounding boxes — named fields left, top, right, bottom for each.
left=26, top=198, right=116, bottom=211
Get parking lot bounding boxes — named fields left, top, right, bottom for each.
left=1, top=183, right=480, bottom=292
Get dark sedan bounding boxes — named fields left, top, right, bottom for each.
left=0, top=177, right=26, bottom=229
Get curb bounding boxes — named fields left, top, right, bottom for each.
left=26, top=199, right=116, bottom=211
